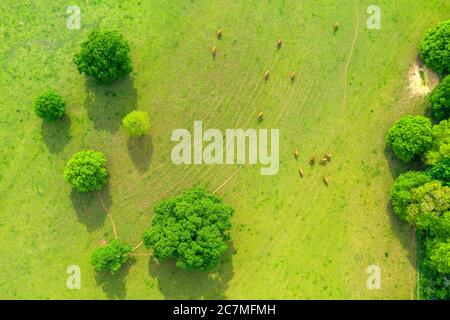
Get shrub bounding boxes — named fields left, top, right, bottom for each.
left=122, top=111, right=150, bottom=137
left=386, top=115, right=433, bottom=163
left=143, top=187, right=233, bottom=272
left=425, top=120, right=450, bottom=165
left=91, top=239, right=132, bottom=273
left=406, top=181, right=450, bottom=238
left=389, top=171, right=432, bottom=221
left=429, top=240, right=450, bottom=275
left=63, top=150, right=108, bottom=192
left=429, top=75, right=450, bottom=121
left=33, top=90, right=66, bottom=121
left=73, top=30, right=133, bottom=85
left=428, top=158, right=450, bottom=186
left=419, top=20, right=450, bottom=75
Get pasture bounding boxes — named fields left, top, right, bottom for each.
left=0, top=0, right=448, bottom=299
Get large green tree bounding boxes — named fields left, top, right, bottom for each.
left=419, top=20, right=450, bottom=75
left=429, top=75, right=450, bottom=121
left=91, top=240, right=132, bottom=273
left=386, top=115, right=433, bottom=163
left=428, top=158, right=450, bottom=186
left=74, top=30, right=133, bottom=85
left=33, top=90, right=66, bottom=121
left=143, top=187, right=233, bottom=272
left=389, top=171, right=432, bottom=221
left=428, top=240, right=450, bottom=275
left=425, top=119, right=450, bottom=165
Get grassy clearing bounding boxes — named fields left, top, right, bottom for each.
left=0, top=0, right=448, bottom=299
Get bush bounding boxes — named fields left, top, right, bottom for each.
left=406, top=181, right=450, bottom=238
left=63, top=150, right=108, bottom=192
left=389, top=171, right=432, bottom=221
left=386, top=115, right=433, bottom=163
left=91, top=239, right=132, bottom=273
left=429, top=76, right=450, bottom=121
left=419, top=20, right=450, bottom=75
left=73, top=30, right=133, bottom=85
left=33, top=90, right=66, bottom=121
left=143, top=187, right=233, bottom=272
left=425, top=120, right=450, bottom=165
left=429, top=240, right=450, bottom=275
left=428, top=158, right=450, bottom=186
left=122, top=111, right=150, bottom=137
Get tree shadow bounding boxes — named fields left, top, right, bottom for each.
left=383, top=145, right=425, bottom=179
left=70, top=184, right=111, bottom=232
left=148, top=242, right=236, bottom=299
left=94, top=257, right=136, bottom=299
left=41, top=116, right=71, bottom=154
left=127, top=136, right=153, bottom=173
left=83, top=76, right=137, bottom=133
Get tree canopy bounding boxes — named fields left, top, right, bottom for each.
left=425, top=119, right=450, bottom=165
left=429, top=75, right=450, bottom=121
left=91, top=239, right=132, bottom=273
left=73, top=30, right=133, bottom=85
left=428, top=158, right=450, bottom=186
left=419, top=20, right=450, bottom=75
left=63, top=150, right=108, bottom=192
left=386, top=115, right=433, bottom=163
left=428, top=240, right=450, bottom=275
left=143, top=187, right=233, bottom=272
left=122, top=110, right=150, bottom=137
left=33, top=90, right=66, bottom=121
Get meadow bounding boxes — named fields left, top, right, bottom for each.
left=0, top=0, right=448, bottom=299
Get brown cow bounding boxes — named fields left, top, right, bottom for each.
left=319, top=158, right=328, bottom=165
left=217, top=29, right=222, bottom=39
left=211, top=46, right=217, bottom=57
left=309, top=155, right=316, bottom=165
left=289, top=71, right=296, bottom=81
left=333, top=22, right=339, bottom=33
left=323, top=176, right=330, bottom=186
left=277, top=39, right=283, bottom=49
left=298, top=168, right=304, bottom=178
left=294, top=148, right=299, bottom=160
left=264, top=70, right=270, bottom=81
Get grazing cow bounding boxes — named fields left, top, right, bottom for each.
left=258, top=111, right=264, bottom=120
left=323, top=176, right=330, bottom=186
left=325, top=153, right=332, bottom=162
left=277, top=39, right=283, bottom=49
left=319, top=158, right=327, bottom=165
left=264, top=70, right=270, bottom=81
left=289, top=71, right=296, bottom=81
left=333, top=22, right=339, bottom=33
left=217, top=29, right=222, bottom=39
left=310, top=155, right=316, bottom=165
left=294, top=148, right=299, bottom=159
left=299, top=167, right=304, bottom=178
left=211, top=46, right=217, bottom=57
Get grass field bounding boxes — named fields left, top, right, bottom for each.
left=0, top=0, right=449, bottom=299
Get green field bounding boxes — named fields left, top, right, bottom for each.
left=0, top=0, right=448, bottom=299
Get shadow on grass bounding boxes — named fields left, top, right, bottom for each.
left=70, top=185, right=111, bottom=232
left=127, top=136, right=153, bottom=173
left=41, top=116, right=71, bottom=153
left=94, top=257, right=136, bottom=299
left=148, top=242, right=236, bottom=299
left=84, top=76, right=137, bottom=133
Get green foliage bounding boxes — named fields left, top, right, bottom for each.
left=429, top=75, right=450, bottom=121
left=122, top=110, right=150, bottom=137
left=73, top=30, right=133, bottom=85
left=428, top=158, right=450, bottom=186
left=63, top=150, right=108, bottom=192
left=419, top=20, right=450, bottom=75
left=33, top=90, right=66, bottom=121
left=386, top=115, right=433, bottom=163
left=406, top=181, right=450, bottom=238
left=425, top=120, right=450, bottom=165
left=389, top=171, right=432, bottom=221
left=429, top=239, right=450, bottom=274
left=143, top=187, right=233, bottom=272
left=91, top=239, right=132, bottom=273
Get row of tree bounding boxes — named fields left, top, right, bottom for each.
left=386, top=20, right=450, bottom=299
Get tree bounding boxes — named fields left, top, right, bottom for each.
left=425, top=119, right=450, bottom=165
left=429, top=75, right=450, bottom=121
left=143, top=187, right=233, bottom=272
left=406, top=181, right=450, bottom=238
left=428, top=240, right=450, bottom=274
left=33, top=90, right=66, bottom=121
left=63, top=150, right=108, bottom=192
left=122, top=110, right=150, bottom=137
left=419, top=20, right=450, bottom=75
left=389, top=171, right=432, bottom=221
left=386, top=115, right=433, bottom=163
left=73, top=30, right=133, bottom=85
left=91, top=239, right=132, bottom=273
left=428, top=158, right=450, bottom=186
